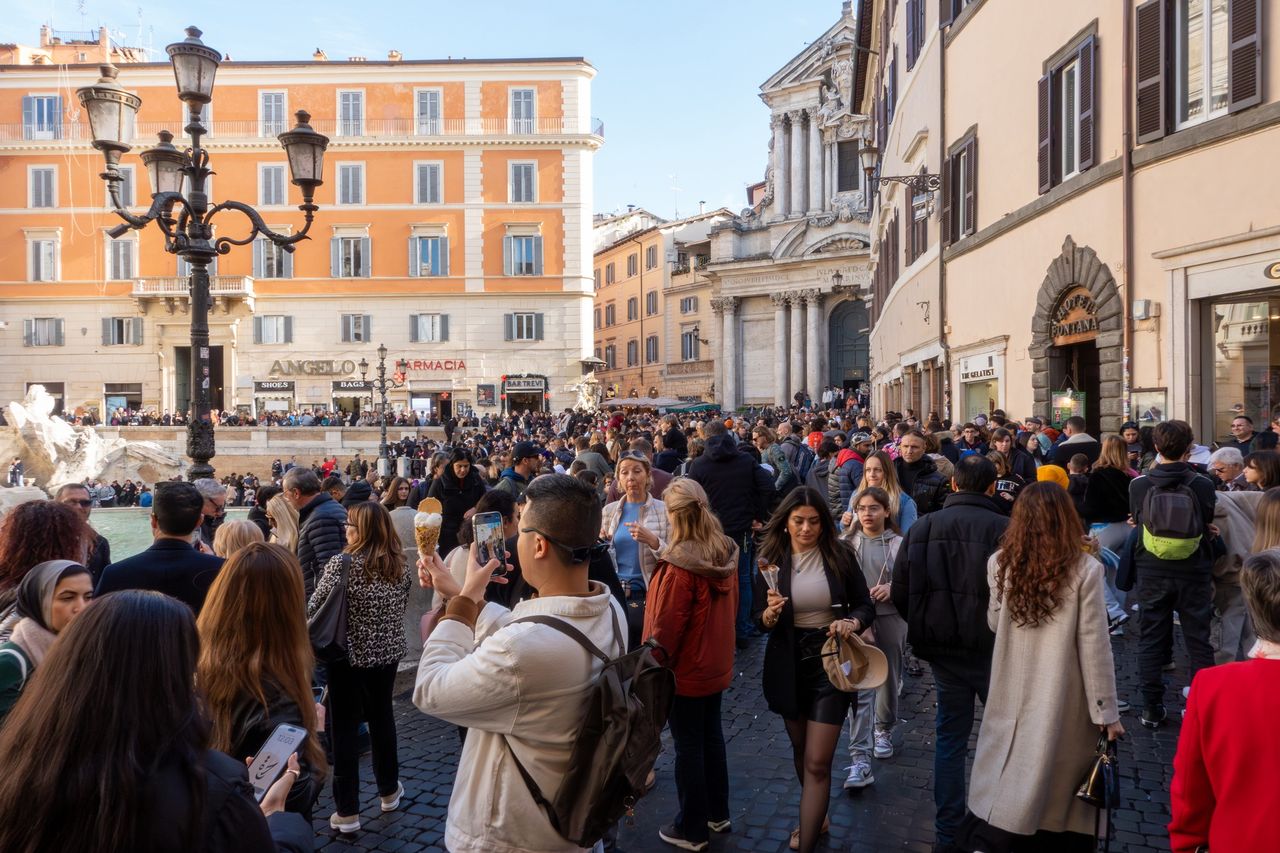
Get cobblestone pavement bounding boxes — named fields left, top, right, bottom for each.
left=313, top=616, right=1189, bottom=852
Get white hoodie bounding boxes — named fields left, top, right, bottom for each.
left=414, top=581, right=626, bottom=853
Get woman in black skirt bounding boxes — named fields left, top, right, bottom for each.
left=754, top=487, right=875, bottom=853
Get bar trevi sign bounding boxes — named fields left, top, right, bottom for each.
left=1050, top=287, right=1099, bottom=346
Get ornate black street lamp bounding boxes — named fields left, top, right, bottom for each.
left=360, top=344, right=408, bottom=477
left=859, top=143, right=941, bottom=216
left=77, top=26, right=329, bottom=480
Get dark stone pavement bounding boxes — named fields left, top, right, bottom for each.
left=312, top=615, right=1188, bottom=852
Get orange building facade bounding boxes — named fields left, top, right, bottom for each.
left=0, top=34, right=600, bottom=419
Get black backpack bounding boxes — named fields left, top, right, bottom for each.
left=502, top=610, right=675, bottom=848
left=1139, top=470, right=1204, bottom=561
left=793, top=440, right=817, bottom=485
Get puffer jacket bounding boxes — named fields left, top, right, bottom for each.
left=894, top=455, right=951, bottom=515
left=643, top=539, right=739, bottom=697
left=296, top=492, right=347, bottom=596
left=890, top=492, right=1009, bottom=663
left=826, top=449, right=865, bottom=517
left=687, top=434, right=777, bottom=537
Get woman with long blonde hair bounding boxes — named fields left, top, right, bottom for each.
left=307, top=501, right=410, bottom=834
left=642, top=478, right=738, bottom=850
left=265, top=493, right=300, bottom=553
left=210, top=518, right=264, bottom=559
left=197, top=542, right=326, bottom=820
left=842, top=450, right=917, bottom=533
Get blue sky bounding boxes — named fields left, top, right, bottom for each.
left=10, top=0, right=845, bottom=218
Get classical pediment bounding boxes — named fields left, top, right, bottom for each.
left=761, top=13, right=860, bottom=96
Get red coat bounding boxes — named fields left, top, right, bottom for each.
left=642, top=542, right=739, bottom=698
left=1169, top=657, right=1280, bottom=852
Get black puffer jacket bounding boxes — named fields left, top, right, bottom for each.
left=687, top=434, right=777, bottom=537
left=894, top=455, right=951, bottom=515
left=296, top=492, right=347, bottom=597
left=891, top=491, right=1009, bottom=663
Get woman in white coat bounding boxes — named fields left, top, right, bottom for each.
left=959, top=481, right=1124, bottom=853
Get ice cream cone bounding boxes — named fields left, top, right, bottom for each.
left=414, top=511, right=443, bottom=556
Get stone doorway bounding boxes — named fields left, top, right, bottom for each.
left=1029, top=237, right=1123, bottom=435
left=828, top=299, right=869, bottom=389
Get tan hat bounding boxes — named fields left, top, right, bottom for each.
left=822, top=632, right=889, bottom=692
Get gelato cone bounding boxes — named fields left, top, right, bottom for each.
left=414, top=511, right=443, bottom=556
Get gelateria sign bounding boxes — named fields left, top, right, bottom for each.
left=1050, top=287, right=1099, bottom=346
left=269, top=359, right=358, bottom=377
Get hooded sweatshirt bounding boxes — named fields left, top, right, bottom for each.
left=643, top=539, right=740, bottom=697
left=848, top=528, right=902, bottom=617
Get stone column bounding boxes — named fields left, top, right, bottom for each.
left=771, top=114, right=789, bottom=219
left=808, top=119, right=824, bottom=214
left=712, top=297, right=739, bottom=410
left=788, top=111, right=806, bottom=216
left=771, top=292, right=790, bottom=406
left=803, top=289, right=824, bottom=399
left=789, top=292, right=805, bottom=403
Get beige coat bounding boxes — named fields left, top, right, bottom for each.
left=968, top=552, right=1120, bottom=837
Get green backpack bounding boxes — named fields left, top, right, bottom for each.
left=1140, top=471, right=1203, bottom=561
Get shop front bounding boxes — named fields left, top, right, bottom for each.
left=958, top=354, right=1002, bottom=422
left=252, top=380, right=295, bottom=416
left=408, top=388, right=453, bottom=421
left=398, top=355, right=467, bottom=421
left=502, top=375, right=548, bottom=414
left=332, top=380, right=373, bottom=415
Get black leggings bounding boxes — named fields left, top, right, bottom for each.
left=327, top=659, right=399, bottom=816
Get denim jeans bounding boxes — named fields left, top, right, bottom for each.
left=1093, top=522, right=1129, bottom=621
left=734, top=533, right=755, bottom=638
left=930, top=657, right=991, bottom=846
left=667, top=692, right=730, bottom=843
left=1136, top=573, right=1215, bottom=706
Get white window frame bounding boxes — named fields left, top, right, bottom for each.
left=605, top=304, right=616, bottom=326
left=414, top=313, right=445, bottom=342
left=512, top=312, right=538, bottom=341
left=627, top=253, right=638, bottom=277
left=604, top=344, right=617, bottom=370
left=256, top=236, right=291, bottom=279
left=681, top=327, right=701, bottom=362
left=626, top=339, right=639, bottom=367
left=646, top=290, right=658, bottom=316
left=30, top=318, right=61, bottom=347
left=337, top=90, right=365, bottom=137
left=259, top=163, right=287, bottom=207
left=1059, top=58, right=1082, bottom=181
left=341, top=313, right=370, bottom=343
left=337, top=236, right=366, bottom=278
left=1174, top=0, right=1230, bottom=130
left=259, top=90, right=288, bottom=137
left=260, top=315, right=288, bottom=344
left=336, top=162, right=365, bottom=205
left=680, top=296, right=698, bottom=314
left=415, top=87, right=443, bottom=135
left=645, top=335, right=659, bottom=364
left=509, top=161, right=537, bottom=203
left=412, top=234, right=449, bottom=276
left=28, top=165, right=56, bottom=208
left=25, top=229, right=59, bottom=282
left=106, top=236, right=137, bottom=280
left=627, top=297, right=638, bottom=321
left=509, top=87, right=536, bottom=134
left=414, top=160, right=443, bottom=204
left=105, top=316, right=142, bottom=346
left=24, top=94, right=61, bottom=140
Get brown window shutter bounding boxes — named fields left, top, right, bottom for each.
left=906, top=197, right=916, bottom=262
left=939, top=0, right=957, bottom=29
left=1228, top=0, right=1263, bottom=113
left=906, top=0, right=918, bottom=69
left=1078, top=36, right=1097, bottom=171
left=1135, top=0, right=1169, bottom=143
left=1037, top=73, right=1053, bottom=194
left=963, top=138, right=977, bottom=237
left=940, top=154, right=952, bottom=245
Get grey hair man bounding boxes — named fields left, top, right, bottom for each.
left=1208, top=447, right=1250, bottom=492
left=192, top=477, right=227, bottom=550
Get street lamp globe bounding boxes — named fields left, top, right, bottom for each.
left=165, top=26, right=221, bottom=112
left=358, top=358, right=369, bottom=379
left=75, top=65, right=141, bottom=165
left=139, top=130, right=187, bottom=196
left=277, top=110, right=329, bottom=201
left=858, top=144, right=879, bottom=175
left=377, top=343, right=388, bottom=363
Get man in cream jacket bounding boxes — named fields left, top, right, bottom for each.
left=414, top=473, right=627, bottom=853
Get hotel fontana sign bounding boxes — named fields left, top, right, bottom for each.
left=268, top=358, right=467, bottom=377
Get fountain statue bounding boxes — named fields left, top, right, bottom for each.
left=0, top=385, right=185, bottom=497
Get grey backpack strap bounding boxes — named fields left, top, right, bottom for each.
left=508, top=614, right=610, bottom=663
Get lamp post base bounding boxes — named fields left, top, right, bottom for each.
left=185, top=418, right=216, bottom=481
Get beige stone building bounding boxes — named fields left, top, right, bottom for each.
left=858, top=0, right=1279, bottom=441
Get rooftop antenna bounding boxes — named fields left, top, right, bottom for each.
left=668, top=174, right=682, bottom=219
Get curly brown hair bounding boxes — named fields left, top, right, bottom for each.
left=995, top=482, right=1084, bottom=627
left=0, top=500, right=94, bottom=593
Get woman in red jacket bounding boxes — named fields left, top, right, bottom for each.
left=643, top=477, right=739, bottom=853
left=1169, top=548, right=1280, bottom=852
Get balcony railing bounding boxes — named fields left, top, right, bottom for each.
left=0, top=116, right=605, bottom=143
left=132, top=276, right=255, bottom=297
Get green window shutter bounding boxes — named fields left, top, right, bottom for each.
left=283, top=316, right=293, bottom=343
left=504, top=314, right=514, bottom=341
left=252, top=239, right=264, bottom=277
left=360, top=237, right=371, bottom=277
left=533, top=237, right=543, bottom=275
left=410, top=315, right=420, bottom=343
left=363, top=315, right=372, bottom=342
left=55, top=319, right=65, bottom=346
left=341, top=314, right=351, bottom=342
left=330, top=237, right=341, bottom=277
left=132, top=317, right=144, bottom=345
left=409, top=237, right=419, bottom=277
left=102, top=317, right=112, bottom=345
left=440, top=237, right=450, bottom=276
left=534, top=313, right=544, bottom=341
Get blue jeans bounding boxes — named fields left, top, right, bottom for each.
left=734, top=533, right=755, bottom=638
left=931, top=657, right=991, bottom=846
left=668, top=692, right=730, bottom=843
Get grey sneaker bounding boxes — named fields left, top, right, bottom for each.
left=843, top=760, right=874, bottom=789
left=873, top=728, right=894, bottom=759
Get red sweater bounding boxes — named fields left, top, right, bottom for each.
left=1169, top=657, right=1280, bottom=852
left=642, top=546, right=738, bottom=698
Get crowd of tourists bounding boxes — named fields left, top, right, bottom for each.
left=0, top=399, right=1276, bottom=853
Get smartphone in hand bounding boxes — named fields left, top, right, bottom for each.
left=473, top=511, right=506, bottom=567
left=247, top=723, right=306, bottom=802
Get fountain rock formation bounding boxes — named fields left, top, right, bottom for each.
left=0, top=385, right=185, bottom=491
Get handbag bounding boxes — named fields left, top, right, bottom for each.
left=1076, top=732, right=1120, bottom=852
left=308, top=554, right=351, bottom=663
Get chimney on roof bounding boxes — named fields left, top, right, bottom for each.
left=98, top=27, right=109, bottom=47
left=313, top=48, right=327, bottom=61
left=627, top=204, right=635, bottom=213
left=39, top=24, right=51, bottom=48
left=388, top=49, right=403, bottom=61
left=699, top=200, right=706, bottom=215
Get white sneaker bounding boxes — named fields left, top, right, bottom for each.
left=329, top=812, right=361, bottom=834
left=873, top=729, right=894, bottom=759
left=380, top=781, right=404, bottom=812
left=843, top=760, right=874, bottom=789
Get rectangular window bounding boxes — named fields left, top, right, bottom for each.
left=605, top=304, right=616, bottom=326
left=111, top=166, right=136, bottom=208
left=604, top=344, right=617, bottom=369
left=509, top=312, right=540, bottom=341
left=253, top=315, right=292, bottom=344
left=25, top=318, right=63, bottom=347
left=415, top=163, right=442, bottom=204
left=22, top=95, right=62, bottom=139
left=108, top=239, right=134, bottom=280
left=594, top=269, right=601, bottom=290
left=627, top=298, right=638, bottom=321
left=510, top=162, right=536, bottom=203
left=836, top=141, right=861, bottom=192
left=605, top=263, right=616, bottom=284
left=338, top=91, right=364, bottom=136
left=905, top=0, right=926, bottom=70
left=1059, top=58, right=1081, bottom=180
left=260, top=92, right=286, bottom=136
left=680, top=296, right=698, bottom=314
left=340, top=313, right=372, bottom=343
left=29, top=167, right=55, bottom=208
left=503, top=234, right=543, bottom=275
left=337, top=164, right=364, bottom=205
left=333, top=236, right=370, bottom=278
left=30, top=239, right=57, bottom=281
left=1176, top=0, right=1230, bottom=128
left=646, top=291, right=658, bottom=316
left=645, top=335, right=659, bottom=364
left=416, top=89, right=442, bottom=135
left=944, top=134, right=978, bottom=244
left=412, top=235, right=449, bottom=276
left=411, top=313, right=449, bottom=343
left=646, top=245, right=658, bottom=270
left=626, top=339, right=638, bottom=367
left=594, top=307, right=601, bottom=329
left=681, top=329, right=701, bottom=362
left=260, top=164, right=286, bottom=206
left=627, top=253, right=638, bottom=277
left=254, top=238, right=291, bottom=279
left=103, top=317, right=143, bottom=346
left=1038, top=36, right=1096, bottom=193
left=510, top=88, right=535, bottom=134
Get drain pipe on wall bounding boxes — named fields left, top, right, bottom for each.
left=938, top=27, right=952, bottom=423
left=1121, top=0, right=1135, bottom=423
